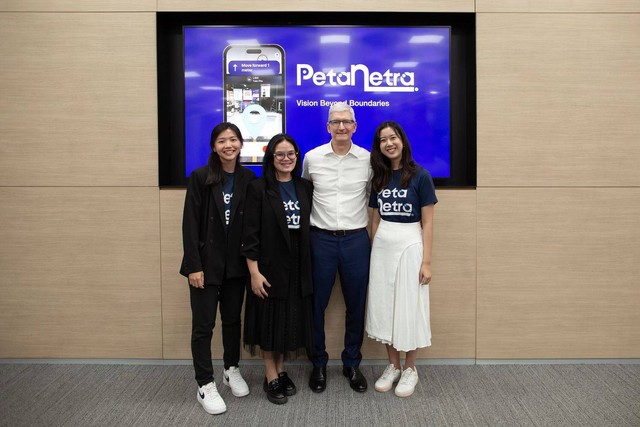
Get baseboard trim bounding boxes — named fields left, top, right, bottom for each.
left=1, top=358, right=638, bottom=365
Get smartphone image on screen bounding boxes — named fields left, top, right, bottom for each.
left=223, top=45, right=285, bottom=164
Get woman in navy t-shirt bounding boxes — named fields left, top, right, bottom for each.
left=241, top=133, right=314, bottom=405
left=366, top=121, right=437, bottom=398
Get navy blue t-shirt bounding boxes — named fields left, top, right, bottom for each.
left=223, top=172, right=235, bottom=229
left=279, top=180, right=301, bottom=229
left=368, top=167, right=437, bottom=223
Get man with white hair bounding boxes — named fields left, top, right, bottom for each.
left=302, top=101, right=372, bottom=393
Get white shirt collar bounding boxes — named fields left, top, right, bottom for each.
left=319, top=141, right=368, bottom=159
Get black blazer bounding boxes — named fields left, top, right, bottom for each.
left=180, top=164, right=256, bottom=285
left=241, top=177, right=314, bottom=299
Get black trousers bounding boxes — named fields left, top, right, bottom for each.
left=190, top=276, right=246, bottom=387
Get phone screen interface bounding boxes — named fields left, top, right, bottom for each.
left=224, top=47, right=285, bottom=163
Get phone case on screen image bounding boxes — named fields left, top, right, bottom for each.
left=223, top=45, right=286, bottom=164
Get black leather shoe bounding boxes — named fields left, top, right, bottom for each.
left=343, top=366, right=367, bottom=392
left=308, top=366, right=327, bottom=393
left=278, top=371, right=297, bottom=396
left=263, top=377, right=287, bottom=404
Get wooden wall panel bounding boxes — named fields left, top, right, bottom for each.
left=0, top=188, right=162, bottom=358
left=477, top=13, right=640, bottom=187
left=477, top=0, right=640, bottom=13
left=422, top=190, right=476, bottom=358
left=161, top=189, right=476, bottom=360
left=157, top=0, right=474, bottom=12
left=477, top=188, right=640, bottom=359
left=0, top=0, right=156, bottom=11
left=1, top=0, right=637, bottom=363
left=0, top=12, right=157, bottom=186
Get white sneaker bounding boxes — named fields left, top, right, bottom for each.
left=197, top=382, right=227, bottom=415
left=223, top=366, right=250, bottom=397
left=374, top=364, right=401, bottom=392
left=395, top=367, right=419, bottom=397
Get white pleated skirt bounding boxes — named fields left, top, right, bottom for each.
left=365, top=219, right=431, bottom=352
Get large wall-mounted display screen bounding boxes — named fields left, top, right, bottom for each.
left=183, top=26, right=451, bottom=179
left=157, top=12, right=475, bottom=187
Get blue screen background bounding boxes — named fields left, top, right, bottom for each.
left=184, top=26, right=450, bottom=178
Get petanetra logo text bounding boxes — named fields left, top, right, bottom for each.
left=296, top=64, right=417, bottom=93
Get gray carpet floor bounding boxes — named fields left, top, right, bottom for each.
left=1, top=362, right=639, bottom=426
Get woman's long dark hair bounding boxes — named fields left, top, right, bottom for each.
left=370, top=121, right=417, bottom=192
left=262, top=133, right=301, bottom=193
left=205, top=122, right=244, bottom=186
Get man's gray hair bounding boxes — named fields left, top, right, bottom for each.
left=328, top=101, right=356, bottom=122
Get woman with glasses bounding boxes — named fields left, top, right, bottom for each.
left=241, top=133, right=315, bottom=405
left=366, top=120, right=437, bottom=398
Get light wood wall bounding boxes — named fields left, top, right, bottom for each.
left=475, top=6, right=640, bottom=359
left=0, top=9, right=161, bottom=358
left=0, top=0, right=638, bottom=360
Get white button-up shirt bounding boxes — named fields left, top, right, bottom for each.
left=302, top=141, right=372, bottom=230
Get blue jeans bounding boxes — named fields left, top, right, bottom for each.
left=309, top=229, right=370, bottom=368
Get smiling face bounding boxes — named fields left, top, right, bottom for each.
left=327, top=110, right=357, bottom=148
left=273, top=140, right=297, bottom=181
left=378, top=126, right=404, bottom=169
left=212, top=128, right=242, bottom=167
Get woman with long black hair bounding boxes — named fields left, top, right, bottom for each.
left=180, top=122, right=255, bottom=415
left=366, top=121, right=437, bottom=398
left=241, top=133, right=314, bottom=405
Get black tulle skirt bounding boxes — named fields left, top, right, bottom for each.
left=243, top=230, right=314, bottom=359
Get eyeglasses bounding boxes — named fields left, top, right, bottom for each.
left=274, top=151, right=298, bottom=161
left=328, top=119, right=356, bottom=127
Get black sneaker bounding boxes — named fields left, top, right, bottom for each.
left=278, top=371, right=297, bottom=396
left=263, top=377, right=287, bottom=405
